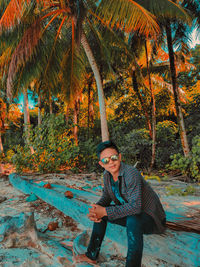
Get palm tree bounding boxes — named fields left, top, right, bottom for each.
left=0, top=0, right=161, bottom=142
left=0, top=98, right=6, bottom=155
left=138, top=0, right=199, bottom=157
left=23, top=88, right=34, bottom=154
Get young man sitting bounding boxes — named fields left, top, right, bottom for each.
left=76, top=140, right=166, bottom=267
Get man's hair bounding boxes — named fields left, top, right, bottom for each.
left=97, top=140, right=119, bottom=158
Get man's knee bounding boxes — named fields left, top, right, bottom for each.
left=126, top=214, right=142, bottom=229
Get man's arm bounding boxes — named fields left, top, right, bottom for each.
left=105, top=169, right=142, bottom=220
left=96, top=176, right=112, bottom=207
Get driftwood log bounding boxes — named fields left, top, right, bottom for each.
left=0, top=212, right=39, bottom=248
left=166, top=212, right=200, bottom=234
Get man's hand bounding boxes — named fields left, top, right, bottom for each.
left=88, top=206, right=101, bottom=222
left=88, top=204, right=107, bottom=223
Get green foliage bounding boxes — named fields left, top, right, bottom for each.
left=166, top=185, right=197, bottom=196
left=78, top=138, right=99, bottom=172
left=12, top=145, right=33, bottom=172
left=12, top=114, right=80, bottom=173
left=12, top=114, right=101, bottom=173
left=0, top=152, right=5, bottom=162
left=5, top=149, right=15, bottom=163
left=116, top=128, right=152, bottom=170
left=156, top=120, right=179, bottom=168
left=145, top=175, right=161, bottom=182
left=169, top=135, right=200, bottom=181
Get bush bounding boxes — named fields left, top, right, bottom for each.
left=12, top=114, right=81, bottom=173
left=166, top=185, right=197, bottom=196
left=119, top=128, right=152, bottom=170
left=169, top=135, right=200, bottom=181
left=156, top=120, right=179, bottom=168
left=78, top=138, right=99, bottom=172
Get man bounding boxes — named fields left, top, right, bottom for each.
left=76, top=140, right=166, bottom=267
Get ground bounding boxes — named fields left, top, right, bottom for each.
left=0, top=165, right=199, bottom=267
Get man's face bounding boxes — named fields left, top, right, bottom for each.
left=99, top=148, right=121, bottom=175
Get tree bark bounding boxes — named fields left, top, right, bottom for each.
left=132, top=69, right=152, bottom=138
left=0, top=132, right=3, bottom=154
left=145, top=41, right=156, bottom=170
left=38, top=93, right=42, bottom=126
left=87, top=77, right=94, bottom=139
left=49, top=91, right=53, bottom=115
left=74, top=99, right=80, bottom=145
left=165, top=22, right=190, bottom=157
left=81, top=32, right=109, bottom=142
left=65, top=105, right=69, bottom=125
left=23, top=88, right=34, bottom=154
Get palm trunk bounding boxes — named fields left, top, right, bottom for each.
left=23, top=88, right=34, bottom=154
left=38, top=93, right=42, bottom=126
left=74, top=99, right=80, bottom=145
left=87, top=78, right=93, bottom=139
left=165, top=22, right=190, bottom=157
left=65, top=105, right=69, bottom=125
left=81, top=32, right=109, bottom=142
left=49, top=91, right=53, bottom=115
left=0, top=132, right=4, bottom=154
left=145, top=41, right=156, bottom=170
left=132, top=69, right=152, bottom=138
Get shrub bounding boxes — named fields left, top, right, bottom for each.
left=12, top=114, right=81, bottom=173
left=169, top=135, right=200, bottom=181
left=156, top=120, right=179, bottom=168
left=78, top=138, right=99, bottom=172
left=119, top=128, right=152, bottom=170
left=166, top=185, right=197, bottom=196
left=5, top=149, right=15, bottom=163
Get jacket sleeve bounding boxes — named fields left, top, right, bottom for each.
left=96, top=176, right=112, bottom=207
left=105, top=169, right=142, bottom=220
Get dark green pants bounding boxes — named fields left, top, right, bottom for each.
left=86, top=212, right=156, bottom=267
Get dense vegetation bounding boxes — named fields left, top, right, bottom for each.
left=0, top=1, right=199, bottom=181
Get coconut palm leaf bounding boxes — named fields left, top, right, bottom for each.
left=97, top=0, right=160, bottom=37
left=6, top=19, right=41, bottom=99
left=136, top=0, right=191, bottom=23
left=60, top=46, right=86, bottom=101
left=181, top=0, right=200, bottom=29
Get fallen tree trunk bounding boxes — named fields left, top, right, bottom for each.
left=166, top=214, right=200, bottom=234
left=0, top=212, right=39, bottom=249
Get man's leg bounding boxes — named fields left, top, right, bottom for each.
left=85, top=216, right=108, bottom=260
left=126, top=215, right=143, bottom=267
left=126, top=213, right=156, bottom=267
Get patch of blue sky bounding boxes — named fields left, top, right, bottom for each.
left=14, top=90, right=37, bottom=111
left=189, top=26, right=200, bottom=49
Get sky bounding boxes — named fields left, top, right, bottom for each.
left=16, top=90, right=37, bottom=111
left=189, top=27, right=200, bottom=48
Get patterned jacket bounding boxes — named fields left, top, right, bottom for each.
left=97, top=162, right=166, bottom=234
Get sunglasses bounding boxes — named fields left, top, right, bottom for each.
left=100, top=154, right=119, bottom=164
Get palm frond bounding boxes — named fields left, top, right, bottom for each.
left=136, top=0, right=191, bottom=24
left=96, top=0, right=160, bottom=37
left=151, top=74, right=188, bottom=103
left=181, top=0, right=200, bottom=29
left=0, top=0, right=48, bottom=30
left=173, top=23, right=192, bottom=50
left=60, top=46, right=86, bottom=102
left=6, top=19, right=41, bottom=98
left=0, top=0, right=24, bottom=30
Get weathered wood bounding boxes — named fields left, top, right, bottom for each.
left=0, top=196, right=7, bottom=203
left=0, top=212, right=39, bottom=248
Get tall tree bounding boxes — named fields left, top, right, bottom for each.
left=0, top=0, right=160, bottom=142
left=23, top=88, right=34, bottom=154
left=138, top=0, right=197, bottom=157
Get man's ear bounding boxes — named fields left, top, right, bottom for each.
left=99, top=161, right=104, bottom=168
